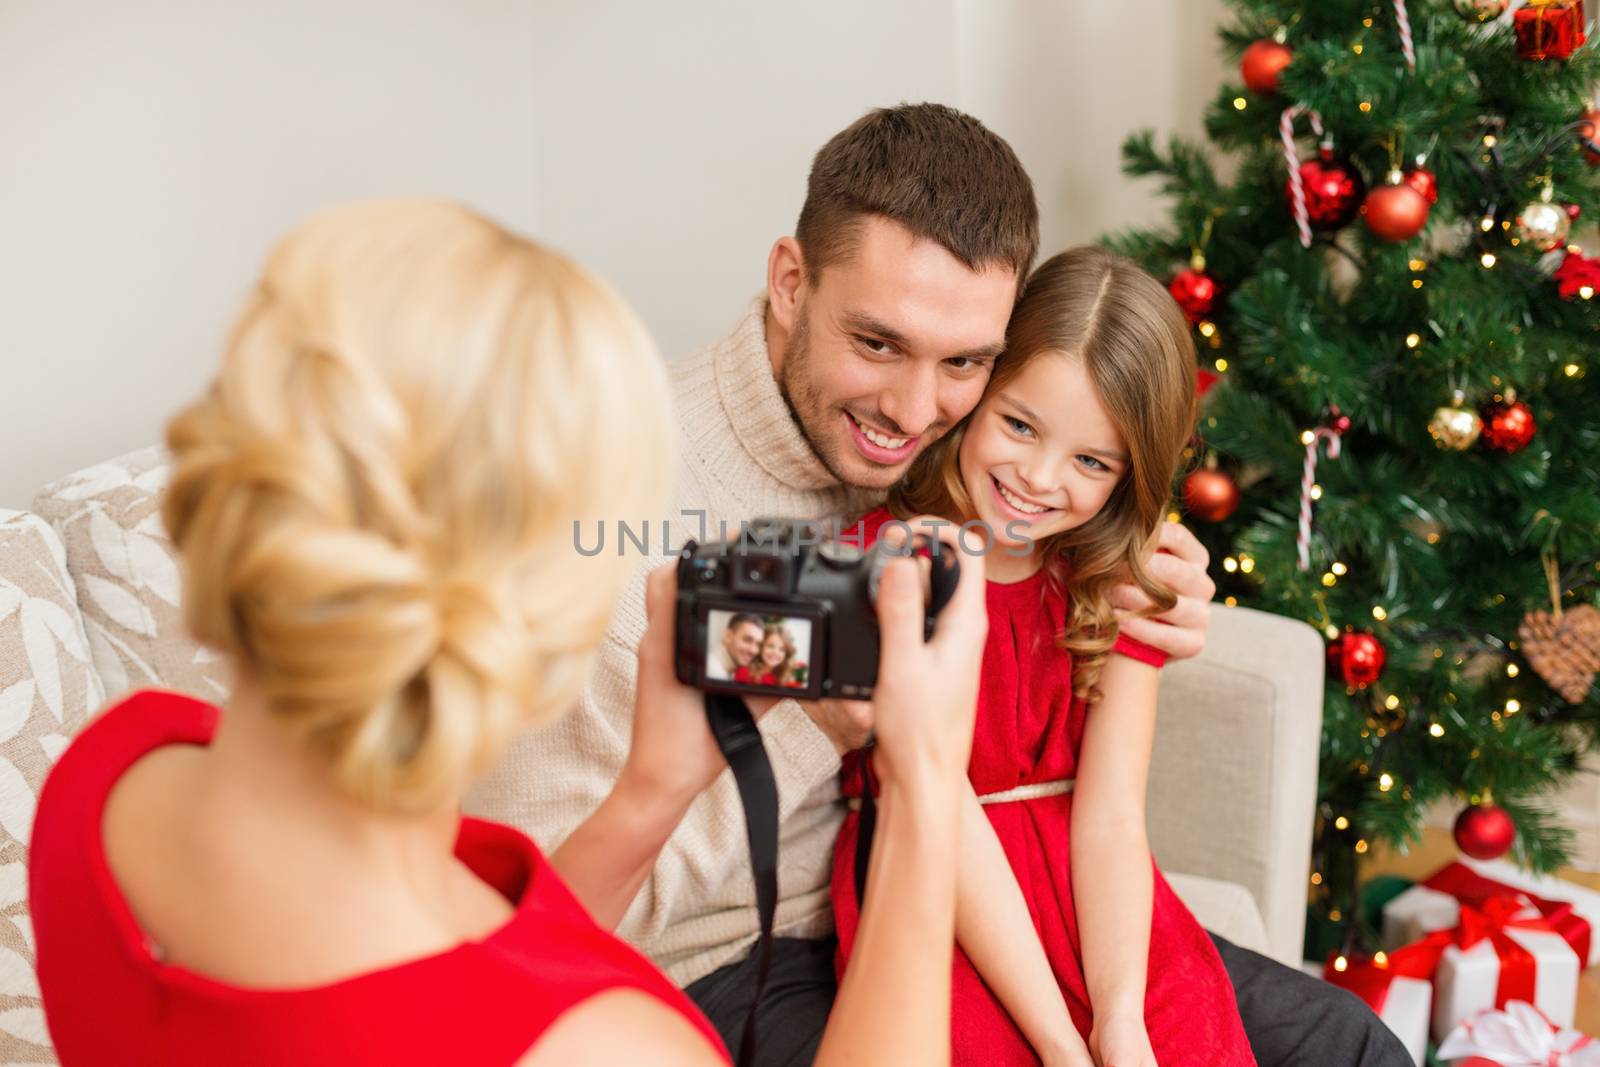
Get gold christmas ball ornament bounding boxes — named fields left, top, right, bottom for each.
left=1429, top=393, right=1484, bottom=450
left=1515, top=196, right=1572, bottom=252
left=1455, top=0, right=1507, bottom=20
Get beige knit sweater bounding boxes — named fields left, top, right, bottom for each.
left=467, top=296, right=882, bottom=986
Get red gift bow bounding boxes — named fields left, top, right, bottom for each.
left=1452, top=896, right=1552, bottom=1011
left=1424, top=861, right=1593, bottom=968
left=1325, top=898, right=1568, bottom=1015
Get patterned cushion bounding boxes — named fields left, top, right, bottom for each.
left=0, top=510, right=104, bottom=1063
left=32, top=448, right=228, bottom=704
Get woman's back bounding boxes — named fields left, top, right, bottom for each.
left=31, top=689, right=727, bottom=1065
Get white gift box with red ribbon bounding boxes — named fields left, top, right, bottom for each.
left=1312, top=953, right=1431, bottom=1065
left=1382, top=858, right=1599, bottom=969
left=1429, top=896, right=1580, bottom=1041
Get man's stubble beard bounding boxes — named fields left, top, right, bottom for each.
left=778, top=308, right=855, bottom=486
left=778, top=305, right=923, bottom=492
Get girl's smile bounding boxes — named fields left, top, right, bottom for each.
left=958, top=351, right=1128, bottom=572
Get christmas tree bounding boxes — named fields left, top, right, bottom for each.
left=1105, top=0, right=1600, bottom=958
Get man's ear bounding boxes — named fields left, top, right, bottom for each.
left=766, top=236, right=807, bottom=332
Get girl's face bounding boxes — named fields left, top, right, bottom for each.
left=760, top=632, right=788, bottom=669
left=958, top=351, right=1129, bottom=553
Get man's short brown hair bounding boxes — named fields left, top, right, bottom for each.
left=796, top=103, right=1039, bottom=284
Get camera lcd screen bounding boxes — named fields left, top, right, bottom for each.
left=704, top=609, right=816, bottom=695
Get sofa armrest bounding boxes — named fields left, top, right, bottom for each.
left=1145, top=604, right=1324, bottom=965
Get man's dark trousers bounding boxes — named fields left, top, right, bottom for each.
left=684, top=933, right=1412, bottom=1067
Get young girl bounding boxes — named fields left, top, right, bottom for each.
left=831, top=247, right=1255, bottom=1067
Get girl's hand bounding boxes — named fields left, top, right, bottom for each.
left=1090, top=1011, right=1158, bottom=1067
left=619, top=565, right=731, bottom=807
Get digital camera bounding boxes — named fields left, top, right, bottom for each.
left=673, top=517, right=959, bottom=701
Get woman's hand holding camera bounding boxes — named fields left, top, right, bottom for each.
left=867, top=519, right=987, bottom=792
left=620, top=565, right=732, bottom=809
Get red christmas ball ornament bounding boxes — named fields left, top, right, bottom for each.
left=1480, top=398, right=1536, bottom=453
left=1241, top=38, right=1293, bottom=94
left=1567, top=202, right=1583, bottom=222
left=1453, top=802, right=1516, bottom=861
left=1579, top=107, right=1600, bottom=166
left=1181, top=468, right=1241, bottom=523
left=1326, top=631, right=1386, bottom=688
left=1289, top=149, right=1366, bottom=232
left=1168, top=267, right=1220, bottom=327
left=1362, top=172, right=1431, bottom=243
left=1403, top=166, right=1439, bottom=205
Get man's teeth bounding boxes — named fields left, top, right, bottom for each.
left=997, top=480, right=1050, bottom=514
left=858, top=421, right=909, bottom=449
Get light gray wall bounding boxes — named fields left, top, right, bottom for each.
left=0, top=0, right=1228, bottom=507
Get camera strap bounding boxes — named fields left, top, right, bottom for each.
left=703, top=692, right=778, bottom=1067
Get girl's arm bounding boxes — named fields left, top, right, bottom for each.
left=1072, top=653, right=1161, bottom=1067
left=954, top=781, right=1094, bottom=1067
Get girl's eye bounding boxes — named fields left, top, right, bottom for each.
left=1002, top=415, right=1034, bottom=437
left=1077, top=454, right=1110, bottom=472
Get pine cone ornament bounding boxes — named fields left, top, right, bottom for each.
left=1518, top=603, right=1600, bottom=704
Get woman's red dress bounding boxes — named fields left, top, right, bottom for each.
left=831, top=508, right=1254, bottom=1067
left=31, top=689, right=729, bottom=1066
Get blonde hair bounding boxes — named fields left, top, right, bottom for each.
left=162, top=201, right=672, bottom=812
left=890, top=246, right=1197, bottom=701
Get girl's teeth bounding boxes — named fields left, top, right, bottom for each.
left=998, top=481, right=1048, bottom=514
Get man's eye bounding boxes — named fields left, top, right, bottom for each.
left=1003, top=415, right=1034, bottom=437
left=857, top=336, right=891, bottom=355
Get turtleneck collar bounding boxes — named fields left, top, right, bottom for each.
left=712, top=294, right=845, bottom=493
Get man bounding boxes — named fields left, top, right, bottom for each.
left=468, top=104, right=1406, bottom=1067
left=708, top=614, right=765, bottom=681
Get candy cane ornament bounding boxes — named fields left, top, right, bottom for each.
left=1297, top=416, right=1347, bottom=572
left=1393, top=0, right=1416, bottom=71
left=1281, top=105, right=1326, bottom=249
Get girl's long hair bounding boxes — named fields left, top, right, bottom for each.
left=889, top=246, right=1197, bottom=701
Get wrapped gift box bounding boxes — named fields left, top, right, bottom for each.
left=1437, top=1000, right=1600, bottom=1066
left=1382, top=859, right=1598, bottom=969
left=1430, top=899, right=1580, bottom=1041
left=1317, top=952, right=1431, bottom=1065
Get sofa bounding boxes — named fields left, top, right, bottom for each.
left=0, top=445, right=1325, bottom=1063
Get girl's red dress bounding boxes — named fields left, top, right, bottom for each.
left=831, top=507, right=1254, bottom=1067
left=31, top=689, right=729, bottom=1066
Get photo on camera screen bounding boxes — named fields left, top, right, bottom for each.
left=705, top=609, right=814, bottom=692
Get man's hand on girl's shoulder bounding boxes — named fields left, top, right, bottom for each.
left=1109, top=522, right=1215, bottom=663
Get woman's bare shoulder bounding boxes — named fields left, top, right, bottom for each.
left=517, top=988, right=726, bottom=1067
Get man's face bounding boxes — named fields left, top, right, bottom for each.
left=776, top=217, right=1018, bottom=490
left=723, top=621, right=763, bottom=668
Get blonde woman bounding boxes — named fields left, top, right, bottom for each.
left=28, top=201, right=987, bottom=1066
